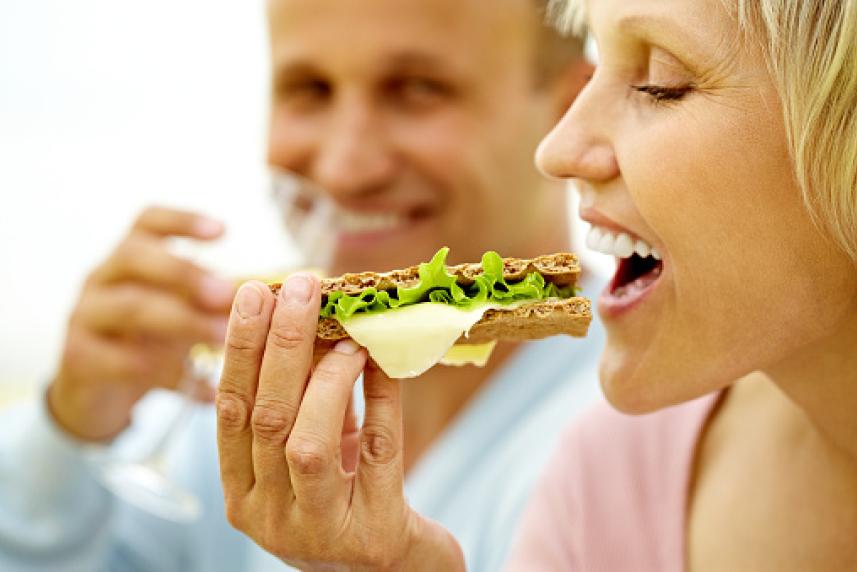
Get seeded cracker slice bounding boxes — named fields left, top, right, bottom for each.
left=268, top=252, right=592, bottom=343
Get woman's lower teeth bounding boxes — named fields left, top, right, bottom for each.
left=614, top=265, right=661, bottom=297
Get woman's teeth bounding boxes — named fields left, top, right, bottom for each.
left=339, top=211, right=405, bottom=233
left=586, top=225, right=661, bottom=260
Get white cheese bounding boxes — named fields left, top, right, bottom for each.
left=340, top=303, right=491, bottom=378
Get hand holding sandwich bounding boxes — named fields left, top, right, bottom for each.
left=49, top=206, right=235, bottom=442
left=216, top=275, right=465, bottom=571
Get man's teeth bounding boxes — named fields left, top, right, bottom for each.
left=586, top=225, right=660, bottom=260
left=339, top=211, right=405, bottom=233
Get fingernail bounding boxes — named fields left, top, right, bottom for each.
left=194, top=217, right=224, bottom=238
left=283, top=273, right=313, bottom=304
left=200, top=275, right=235, bottom=306
left=236, top=283, right=263, bottom=318
left=334, top=339, right=360, bottom=355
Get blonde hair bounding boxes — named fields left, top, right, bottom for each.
left=549, top=0, right=857, bottom=263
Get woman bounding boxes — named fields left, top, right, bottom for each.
left=215, top=0, right=857, bottom=569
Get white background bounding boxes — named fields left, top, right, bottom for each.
left=0, top=0, right=295, bottom=387
left=0, top=1, right=608, bottom=389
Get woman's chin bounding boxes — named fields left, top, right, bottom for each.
left=597, top=349, right=717, bottom=415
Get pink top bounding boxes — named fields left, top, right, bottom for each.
left=505, top=392, right=722, bottom=572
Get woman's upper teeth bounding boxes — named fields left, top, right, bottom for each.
left=339, top=211, right=404, bottom=233
left=586, top=225, right=661, bottom=260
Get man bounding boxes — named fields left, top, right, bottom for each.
left=0, top=0, right=599, bottom=570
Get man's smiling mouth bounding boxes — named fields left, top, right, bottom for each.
left=336, top=206, right=436, bottom=236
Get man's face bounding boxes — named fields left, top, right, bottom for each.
left=267, top=0, right=569, bottom=275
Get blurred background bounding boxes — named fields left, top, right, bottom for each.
left=0, top=0, right=296, bottom=395
left=0, top=0, right=605, bottom=396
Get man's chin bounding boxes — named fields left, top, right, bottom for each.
left=327, top=223, right=448, bottom=275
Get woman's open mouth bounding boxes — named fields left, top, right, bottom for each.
left=585, top=225, right=665, bottom=317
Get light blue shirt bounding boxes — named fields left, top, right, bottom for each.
left=0, top=310, right=604, bottom=572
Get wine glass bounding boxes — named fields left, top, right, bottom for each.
left=94, top=346, right=220, bottom=522
left=92, top=170, right=337, bottom=522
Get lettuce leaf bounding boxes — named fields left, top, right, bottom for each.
left=319, top=247, right=576, bottom=321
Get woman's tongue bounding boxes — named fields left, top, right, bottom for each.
left=611, top=255, right=663, bottom=298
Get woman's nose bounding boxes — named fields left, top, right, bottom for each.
left=535, top=85, right=619, bottom=184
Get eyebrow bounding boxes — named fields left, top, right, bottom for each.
left=271, top=51, right=451, bottom=81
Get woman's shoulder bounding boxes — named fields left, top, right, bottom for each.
left=509, top=393, right=720, bottom=570
left=506, top=392, right=722, bottom=571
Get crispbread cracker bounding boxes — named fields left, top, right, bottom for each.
left=269, top=252, right=581, bottom=299
left=267, top=251, right=589, bottom=343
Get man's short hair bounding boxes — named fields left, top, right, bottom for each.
left=532, top=0, right=586, bottom=86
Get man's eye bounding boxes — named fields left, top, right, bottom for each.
left=386, top=77, right=453, bottom=107
left=276, top=80, right=332, bottom=103
left=631, top=84, right=693, bottom=102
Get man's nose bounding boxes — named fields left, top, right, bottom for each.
left=535, top=81, right=618, bottom=184
left=312, top=102, right=397, bottom=197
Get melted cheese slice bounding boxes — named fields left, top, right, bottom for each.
left=340, top=303, right=491, bottom=378
left=439, top=341, right=497, bottom=367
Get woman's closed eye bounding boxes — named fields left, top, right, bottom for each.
left=632, top=83, right=694, bottom=103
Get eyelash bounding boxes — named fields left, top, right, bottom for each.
left=632, top=84, right=693, bottom=103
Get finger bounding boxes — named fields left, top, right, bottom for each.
left=61, top=326, right=152, bottom=387
left=217, top=281, right=276, bottom=496
left=343, top=392, right=359, bottom=436
left=286, top=339, right=366, bottom=510
left=77, top=284, right=228, bottom=344
left=131, top=205, right=224, bottom=239
left=93, top=235, right=235, bottom=311
left=342, top=393, right=360, bottom=473
left=251, top=274, right=321, bottom=496
left=354, top=361, right=405, bottom=511
left=63, top=328, right=189, bottom=395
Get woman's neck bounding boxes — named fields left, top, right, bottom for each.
left=764, top=302, right=857, bottom=463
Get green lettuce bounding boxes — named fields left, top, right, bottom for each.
left=320, top=247, right=576, bottom=322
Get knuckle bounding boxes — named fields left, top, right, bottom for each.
left=216, top=391, right=252, bottom=432
left=285, top=434, right=331, bottom=476
left=111, top=285, right=145, bottom=322
left=223, top=497, right=246, bottom=530
left=267, top=322, right=308, bottom=351
left=360, top=425, right=398, bottom=466
left=121, top=299, right=145, bottom=328
left=363, top=381, right=396, bottom=404
left=136, top=205, right=161, bottom=227
left=117, top=234, right=143, bottom=257
left=311, top=360, right=351, bottom=385
left=251, top=400, right=297, bottom=441
left=225, top=327, right=261, bottom=355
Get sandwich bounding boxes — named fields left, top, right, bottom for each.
left=269, top=247, right=591, bottom=378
